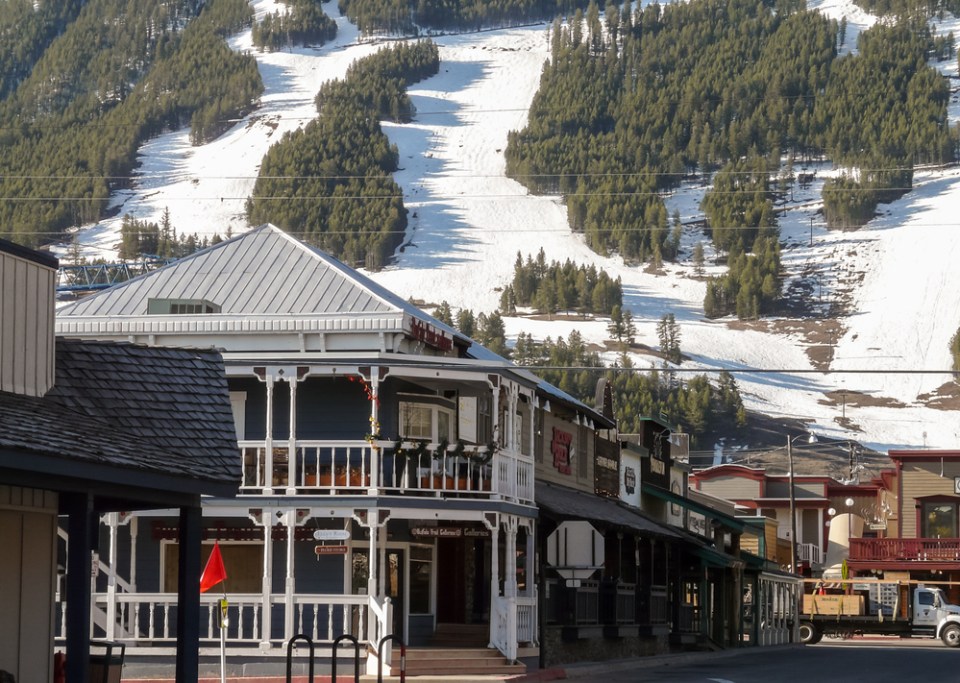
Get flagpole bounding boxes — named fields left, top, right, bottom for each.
left=200, top=542, right=229, bottom=683
left=219, top=594, right=228, bottom=683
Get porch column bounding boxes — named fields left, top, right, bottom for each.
left=260, top=513, right=274, bottom=649
left=525, top=521, right=535, bottom=597
left=64, top=492, right=93, bottom=683
left=286, top=379, right=298, bottom=494
left=129, top=515, right=138, bottom=636
left=486, top=513, right=501, bottom=648
left=265, top=375, right=275, bottom=493
left=369, top=369, right=381, bottom=490
left=283, top=509, right=297, bottom=642
left=105, top=512, right=119, bottom=640
left=505, top=516, right=518, bottom=598
left=175, top=505, right=203, bottom=683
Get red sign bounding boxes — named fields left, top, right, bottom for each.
left=552, top=427, right=572, bottom=475
left=314, top=545, right=348, bottom=555
left=409, top=318, right=452, bottom=351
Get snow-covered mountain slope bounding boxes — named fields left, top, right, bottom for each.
left=56, top=0, right=960, bottom=453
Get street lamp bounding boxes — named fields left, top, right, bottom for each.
left=787, top=433, right=818, bottom=574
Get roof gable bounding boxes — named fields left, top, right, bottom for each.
left=57, top=225, right=400, bottom=318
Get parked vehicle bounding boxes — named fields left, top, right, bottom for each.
left=798, top=581, right=960, bottom=645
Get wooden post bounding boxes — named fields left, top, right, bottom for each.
left=65, top=492, right=93, bottom=683
left=175, top=505, right=202, bottom=682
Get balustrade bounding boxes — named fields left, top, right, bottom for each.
left=850, top=537, right=960, bottom=561
left=238, top=439, right=533, bottom=504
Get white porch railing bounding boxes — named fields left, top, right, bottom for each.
left=492, top=593, right=536, bottom=662
left=57, top=592, right=384, bottom=648
left=797, top=542, right=823, bottom=566
left=239, top=439, right=534, bottom=505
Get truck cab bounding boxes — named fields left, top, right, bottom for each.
left=913, top=586, right=960, bottom=633
left=925, top=587, right=960, bottom=646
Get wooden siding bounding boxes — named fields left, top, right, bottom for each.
left=0, top=486, right=57, bottom=682
left=698, top=475, right=761, bottom=500
left=0, top=250, right=55, bottom=397
left=900, top=460, right=960, bottom=538
left=534, top=411, right=594, bottom=493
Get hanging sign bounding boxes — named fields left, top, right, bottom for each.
left=314, top=545, right=348, bottom=555
left=313, top=529, right=351, bottom=541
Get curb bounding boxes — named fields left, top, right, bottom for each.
left=506, top=644, right=802, bottom=681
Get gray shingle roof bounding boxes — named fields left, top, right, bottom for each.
left=0, top=339, right=239, bottom=493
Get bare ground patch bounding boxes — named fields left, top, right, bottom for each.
left=917, top=381, right=960, bottom=410
left=725, top=317, right=846, bottom=370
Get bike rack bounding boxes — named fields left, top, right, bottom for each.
left=285, top=633, right=315, bottom=683
left=332, top=633, right=361, bottom=683
left=376, top=634, right=406, bottom=683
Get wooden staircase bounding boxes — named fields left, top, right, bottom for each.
left=388, top=624, right=525, bottom=677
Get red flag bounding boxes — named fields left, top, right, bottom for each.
left=200, top=542, right=227, bottom=593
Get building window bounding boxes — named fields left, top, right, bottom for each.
left=399, top=400, right=455, bottom=442
left=147, top=298, right=220, bottom=314
left=923, top=502, right=956, bottom=538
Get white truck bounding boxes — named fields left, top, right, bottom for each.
left=799, top=582, right=960, bottom=646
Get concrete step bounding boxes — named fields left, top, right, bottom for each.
left=391, top=647, right=524, bottom=677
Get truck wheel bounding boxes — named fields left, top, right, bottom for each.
left=799, top=621, right=822, bottom=645
left=941, top=623, right=960, bottom=647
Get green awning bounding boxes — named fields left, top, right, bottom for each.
left=641, top=482, right=747, bottom=533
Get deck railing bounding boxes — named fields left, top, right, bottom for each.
left=850, top=537, right=960, bottom=562
left=238, top=439, right=534, bottom=505
left=57, top=592, right=378, bottom=647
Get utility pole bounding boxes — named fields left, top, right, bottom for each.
left=788, top=436, right=798, bottom=574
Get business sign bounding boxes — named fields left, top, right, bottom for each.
left=313, top=529, right=351, bottom=541
left=410, top=526, right=490, bottom=538
left=314, top=545, right=348, bottom=555
left=594, top=435, right=620, bottom=497
left=552, top=427, right=572, bottom=475
left=639, top=419, right=671, bottom=490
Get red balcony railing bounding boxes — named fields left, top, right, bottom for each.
left=850, top=537, right=960, bottom=562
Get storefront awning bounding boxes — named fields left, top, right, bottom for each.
left=641, top=483, right=747, bottom=533
left=536, top=482, right=682, bottom=539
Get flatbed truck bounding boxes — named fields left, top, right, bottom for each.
left=799, top=580, right=960, bottom=646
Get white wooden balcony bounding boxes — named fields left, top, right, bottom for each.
left=238, top=439, right=534, bottom=505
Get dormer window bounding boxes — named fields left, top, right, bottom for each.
left=147, top=298, right=220, bottom=315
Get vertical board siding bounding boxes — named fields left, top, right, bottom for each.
left=0, top=251, right=55, bottom=397
left=901, top=461, right=960, bottom=538
left=0, top=492, right=57, bottom=683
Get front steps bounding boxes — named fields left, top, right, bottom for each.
left=392, top=647, right=526, bottom=677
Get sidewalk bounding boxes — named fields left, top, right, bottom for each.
left=121, top=645, right=801, bottom=682
left=506, top=644, right=801, bottom=681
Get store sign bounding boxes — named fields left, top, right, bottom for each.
left=409, top=318, right=452, bottom=351
left=313, top=529, right=351, bottom=541
left=624, top=467, right=636, bottom=495
left=551, top=427, right=572, bottom=475
left=314, top=545, right=348, bottom=555
left=410, top=526, right=490, bottom=538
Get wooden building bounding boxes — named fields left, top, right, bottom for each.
left=0, top=239, right=239, bottom=682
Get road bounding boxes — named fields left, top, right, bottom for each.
left=589, top=640, right=960, bottom=683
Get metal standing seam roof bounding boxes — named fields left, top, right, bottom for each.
left=56, top=224, right=609, bottom=422
left=57, top=225, right=402, bottom=318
